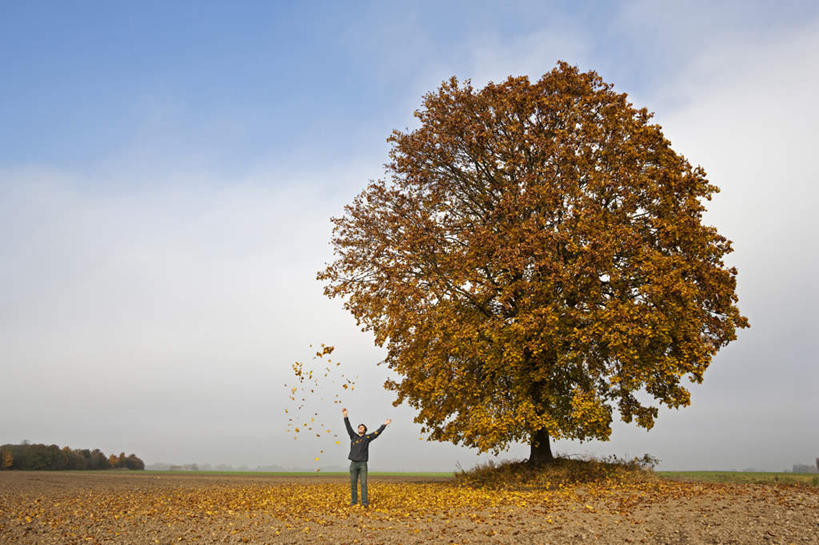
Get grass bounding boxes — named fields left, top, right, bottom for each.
left=658, top=471, right=819, bottom=487
left=17, top=468, right=819, bottom=487
left=71, top=470, right=455, bottom=478
left=129, top=468, right=819, bottom=486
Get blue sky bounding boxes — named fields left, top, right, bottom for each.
left=2, top=1, right=818, bottom=471
left=5, top=1, right=815, bottom=174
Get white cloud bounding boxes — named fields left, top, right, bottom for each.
left=0, top=162, right=515, bottom=470
left=0, top=164, right=375, bottom=458
left=460, top=27, right=592, bottom=88
left=652, top=20, right=819, bottom=298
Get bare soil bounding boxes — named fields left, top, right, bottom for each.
left=1, top=471, right=817, bottom=544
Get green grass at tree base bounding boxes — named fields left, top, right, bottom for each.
left=658, top=471, right=819, bottom=486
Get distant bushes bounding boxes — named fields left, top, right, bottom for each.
left=0, top=443, right=144, bottom=471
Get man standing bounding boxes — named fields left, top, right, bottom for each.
left=343, top=407, right=390, bottom=507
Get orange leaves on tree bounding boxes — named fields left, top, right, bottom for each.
left=317, top=61, right=749, bottom=461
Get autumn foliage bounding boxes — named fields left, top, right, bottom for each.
left=318, top=62, right=748, bottom=462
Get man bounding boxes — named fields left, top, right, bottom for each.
left=343, top=407, right=390, bottom=507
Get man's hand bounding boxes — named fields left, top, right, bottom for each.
left=342, top=408, right=348, bottom=418
left=385, top=418, right=392, bottom=425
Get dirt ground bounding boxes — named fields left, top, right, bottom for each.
left=1, top=471, right=817, bottom=544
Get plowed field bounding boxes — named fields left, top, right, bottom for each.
left=1, top=471, right=817, bottom=544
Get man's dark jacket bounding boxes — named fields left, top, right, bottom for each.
left=345, top=417, right=385, bottom=462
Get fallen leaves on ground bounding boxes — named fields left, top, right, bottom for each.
left=2, top=474, right=818, bottom=544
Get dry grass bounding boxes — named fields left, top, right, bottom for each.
left=454, top=454, right=660, bottom=490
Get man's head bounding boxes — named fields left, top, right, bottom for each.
left=357, top=424, right=367, bottom=436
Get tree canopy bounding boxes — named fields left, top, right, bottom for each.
left=318, top=62, right=748, bottom=463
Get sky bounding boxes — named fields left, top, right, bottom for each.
left=1, top=1, right=817, bottom=472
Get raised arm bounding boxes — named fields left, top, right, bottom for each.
left=342, top=408, right=355, bottom=439
left=367, top=418, right=391, bottom=441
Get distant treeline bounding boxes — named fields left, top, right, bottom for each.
left=0, top=443, right=144, bottom=471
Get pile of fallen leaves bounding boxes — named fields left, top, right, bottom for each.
left=454, top=455, right=660, bottom=490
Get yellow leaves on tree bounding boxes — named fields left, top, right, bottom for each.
left=318, top=61, right=749, bottom=463
left=1, top=449, right=13, bottom=470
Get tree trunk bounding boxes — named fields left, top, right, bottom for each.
left=528, top=428, right=554, bottom=465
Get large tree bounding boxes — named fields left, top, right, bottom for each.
left=318, top=62, right=748, bottom=464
